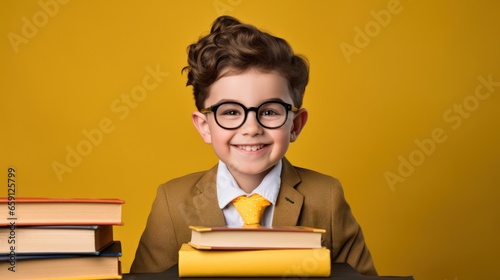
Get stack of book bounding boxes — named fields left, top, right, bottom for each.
left=0, top=197, right=124, bottom=280
left=179, top=225, right=331, bottom=277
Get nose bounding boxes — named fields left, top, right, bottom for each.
left=240, top=110, right=264, bottom=136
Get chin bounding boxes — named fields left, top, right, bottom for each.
left=237, top=164, right=276, bottom=176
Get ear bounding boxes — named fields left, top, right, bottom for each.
left=290, top=108, right=308, bottom=142
left=192, top=111, right=212, bottom=144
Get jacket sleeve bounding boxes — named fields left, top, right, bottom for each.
left=130, top=185, right=179, bottom=273
left=330, top=180, right=378, bottom=275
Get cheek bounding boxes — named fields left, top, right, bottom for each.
left=209, top=127, right=233, bottom=146
left=279, top=123, right=294, bottom=140
left=271, top=130, right=292, bottom=147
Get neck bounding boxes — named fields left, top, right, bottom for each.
left=233, top=173, right=264, bottom=194
left=229, top=166, right=277, bottom=194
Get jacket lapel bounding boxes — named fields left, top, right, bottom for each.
left=193, top=165, right=226, bottom=226
left=272, top=158, right=304, bottom=226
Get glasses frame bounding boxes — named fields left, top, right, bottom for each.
left=200, top=100, right=299, bottom=130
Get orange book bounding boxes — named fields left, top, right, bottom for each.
left=188, top=225, right=325, bottom=250
left=0, top=225, right=114, bottom=254
left=0, top=241, right=122, bottom=279
left=0, top=198, right=124, bottom=226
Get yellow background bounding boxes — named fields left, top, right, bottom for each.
left=1, top=0, right=499, bottom=278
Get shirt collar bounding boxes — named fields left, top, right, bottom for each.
left=216, top=159, right=282, bottom=209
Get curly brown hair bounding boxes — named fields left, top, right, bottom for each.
left=183, top=16, right=309, bottom=110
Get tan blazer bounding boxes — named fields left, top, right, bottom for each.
left=130, top=158, right=377, bottom=275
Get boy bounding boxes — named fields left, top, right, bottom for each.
left=131, top=16, right=377, bottom=275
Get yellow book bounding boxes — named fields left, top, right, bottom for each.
left=178, top=243, right=331, bottom=277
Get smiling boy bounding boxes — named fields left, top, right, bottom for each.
left=193, top=68, right=305, bottom=194
left=131, top=16, right=377, bottom=275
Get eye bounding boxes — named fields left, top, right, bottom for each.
left=217, top=103, right=244, bottom=117
left=260, top=109, right=280, bottom=116
left=221, top=109, right=241, bottom=116
left=259, top=103, right=285, bottom=117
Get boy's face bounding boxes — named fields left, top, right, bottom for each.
left=192, top=68, right=308, bottom=185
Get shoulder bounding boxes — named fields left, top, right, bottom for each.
left=282, top=158, right=343, bottom=191
left=162, top=170, right=208, bottom=185
left=287, top=164, right=346, bottom=199
left=156, top=165, right=217, bottom=194
left=294, top=165, right=341, bottom=185
left=293, top=163, right=341, bottom=188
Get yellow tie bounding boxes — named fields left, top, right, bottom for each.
left=232, top=194, right=271, bottom=226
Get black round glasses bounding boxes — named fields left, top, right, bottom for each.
left=200, top=100, right=299, bottom=130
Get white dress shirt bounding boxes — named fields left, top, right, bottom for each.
left=216, top=159, right=282, bottom=227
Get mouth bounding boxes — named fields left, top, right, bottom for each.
left=235, top=144, right=265, bottom=152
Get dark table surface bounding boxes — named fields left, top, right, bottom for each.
left=124, top=263, right=414, bottom=280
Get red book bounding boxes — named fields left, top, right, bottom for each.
left=188, top=225, right=325, bottom=250
left=0, top=198, right=124, bottom=226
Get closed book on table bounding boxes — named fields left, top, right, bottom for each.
left=0, top=241, right=122, bottom=280
left=0, top=197, right=124, bottom=226
left=189, top=225, right=325, bottom=250
left=178, top=243, right=331, bottom=277
left=0, top=225, right=113, bottom=254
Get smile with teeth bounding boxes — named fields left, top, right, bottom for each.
left=236, top=145, right=265, bottom=151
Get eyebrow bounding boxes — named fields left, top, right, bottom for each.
left=212, top=98, right=287, bottom=106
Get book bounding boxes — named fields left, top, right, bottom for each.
left=0, top=197, right=124, bottom=226
left=131, top=263, right=415, bottom=279
left=188, top=225, right=325, bottom=250
left=0, top=241, right=122, bottom=280
left=178, top=243, right=331, bottom=277
left=0, top=225, right=114, bottom=254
